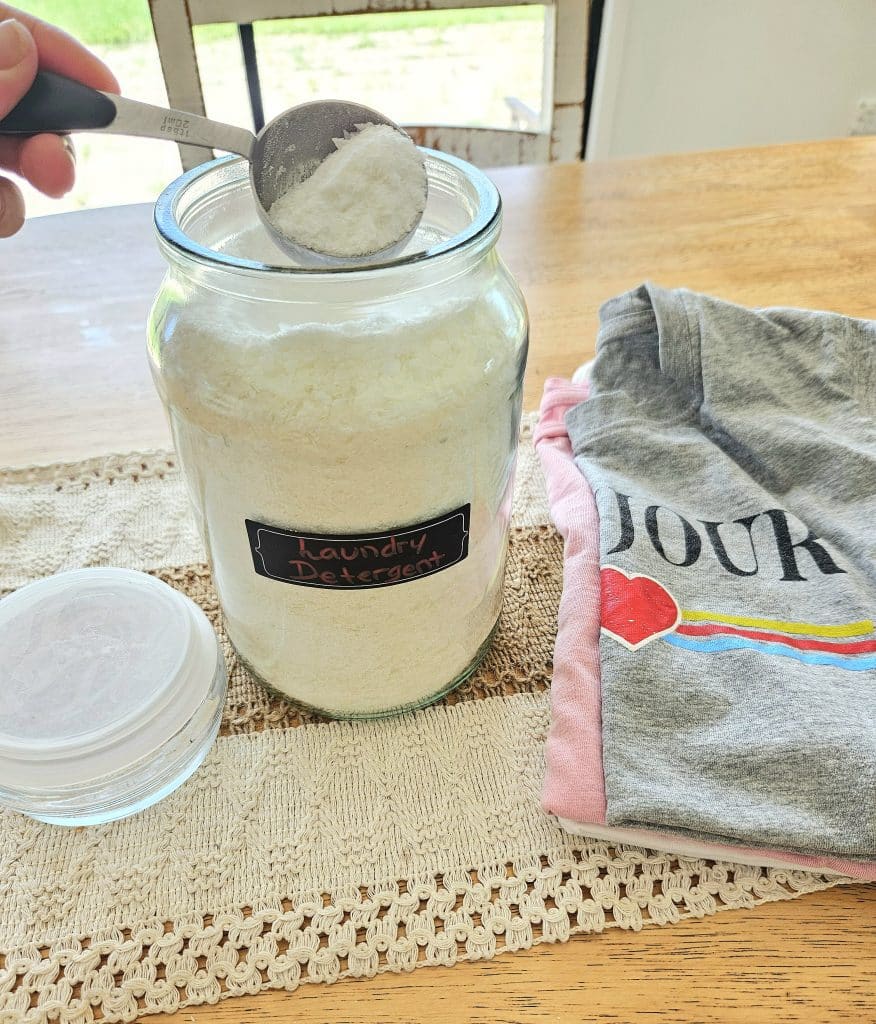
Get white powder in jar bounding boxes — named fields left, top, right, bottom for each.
left=155, top=281, right=525, bottom=718
left=268, top=123, right=428, bottom=258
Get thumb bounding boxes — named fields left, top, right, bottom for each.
left=0, top=18, right=37, bottom=119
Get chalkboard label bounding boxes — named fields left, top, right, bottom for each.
left=245, top=505, right=470, bottom=590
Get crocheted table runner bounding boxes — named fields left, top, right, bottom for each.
left=0, top=417, right=845, bottom=1024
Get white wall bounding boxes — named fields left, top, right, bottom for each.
left=587, top=0, right=876, bottom=159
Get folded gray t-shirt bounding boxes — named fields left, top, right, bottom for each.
left=565, top=283, right=876, bottom=858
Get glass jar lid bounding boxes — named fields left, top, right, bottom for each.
left=0, top=568, right=223, bottom=792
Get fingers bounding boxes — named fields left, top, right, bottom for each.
left=0, top=174, right=25, bottom=236
left=0, top=4, right=120, bottom=234
left=0, top=115, right=76, bottom=199
left=0, top=3, right=118, bottom=93
left=19, top=132, right=75, bottom=197
left=0, top=16, right=37, bottom=117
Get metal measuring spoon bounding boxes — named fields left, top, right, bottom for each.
left=0, top=71, right=425, bottom=265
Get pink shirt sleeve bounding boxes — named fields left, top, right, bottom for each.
left=534, top=379, right=607, bottom=824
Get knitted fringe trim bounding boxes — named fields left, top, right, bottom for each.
left=0, top=846, right=841, bottom=1024
left=0, top=452, right=179, bottom=491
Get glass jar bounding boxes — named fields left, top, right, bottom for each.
left=148, top=151, right=528, bottom=718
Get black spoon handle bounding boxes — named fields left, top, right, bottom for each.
left=0, top=70, right=116, bottom=134
left=0, top=69, right=255, bottom=157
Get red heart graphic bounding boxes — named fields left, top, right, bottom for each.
left=600, top=566, right=680, bottom=651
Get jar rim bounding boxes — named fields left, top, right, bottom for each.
left=153, top=149, right=502, bottom=277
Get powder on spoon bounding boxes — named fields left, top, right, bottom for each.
left=268, top=122, right=427, bottom=259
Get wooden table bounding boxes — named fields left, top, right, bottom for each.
left=1, top=138, right=875, bottom=1022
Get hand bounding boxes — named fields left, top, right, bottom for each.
left=0, top=3, right=118, bottom=237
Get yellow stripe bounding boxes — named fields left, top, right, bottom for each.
left=681, top=610, right=874, bottom=638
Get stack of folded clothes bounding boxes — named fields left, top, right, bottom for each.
left=535, top=283, right=875, bottom=879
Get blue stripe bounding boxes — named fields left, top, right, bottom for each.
left=665, top=633, right=876, bottom=671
